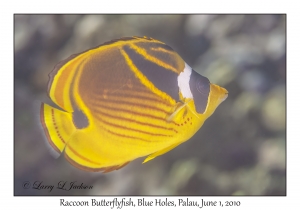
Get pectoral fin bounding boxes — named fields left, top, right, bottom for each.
left=166, top=102, right=187, bottom=122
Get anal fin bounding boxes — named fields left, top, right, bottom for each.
left=63, top=130, right=132, bottom=173
left=64, top=150, right=130, bottom=173
left=102, top=162, right=130, bottom=173
left=143, top=142, right=182, bottom=163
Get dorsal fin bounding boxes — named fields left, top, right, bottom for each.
left=47, top=36, right=162, bottom=97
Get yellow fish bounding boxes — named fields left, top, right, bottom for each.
left=40, top=36, right=228, bottom=173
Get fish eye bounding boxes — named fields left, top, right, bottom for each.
left=196, top=76, right=210, bottom=95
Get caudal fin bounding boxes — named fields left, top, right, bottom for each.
left=40, top=103, right=76, bottom=154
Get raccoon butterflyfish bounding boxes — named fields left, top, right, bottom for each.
left=40, top=36, right=228, bottom=173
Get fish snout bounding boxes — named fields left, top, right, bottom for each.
left=210, top=84, right=228, bottom=101
left=220, top=88, right=228, bottom=103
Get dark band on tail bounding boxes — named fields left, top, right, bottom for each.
left=40, top=103, right=61, bottom=153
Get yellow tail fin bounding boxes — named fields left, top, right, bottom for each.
left=40, top=103, right=76, bottom=153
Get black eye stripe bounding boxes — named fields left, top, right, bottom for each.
left=189, top=70, right=210, bottom=114
left=196, top=77, right=210, bottom=95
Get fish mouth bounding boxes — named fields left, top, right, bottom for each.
left=209, top=84, right=228, bottom=103
left=220, top=92, right=228, bottom=102
left=216, top=86, right=228, bottom=103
